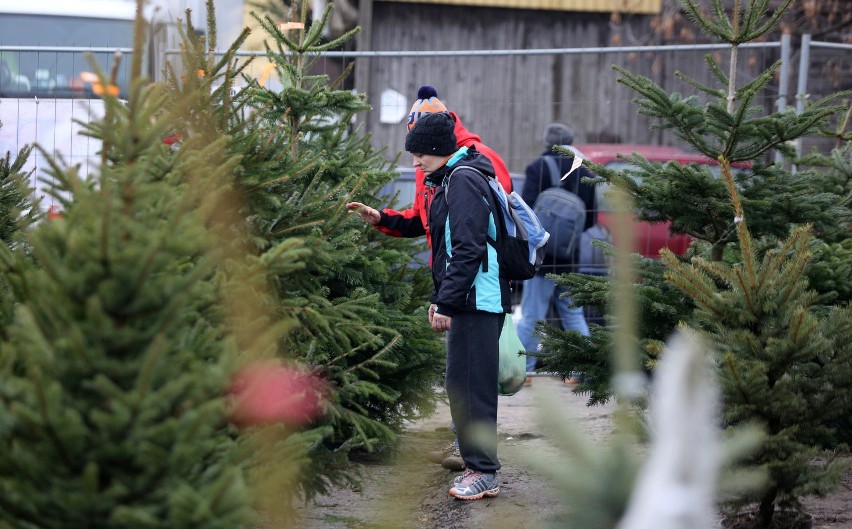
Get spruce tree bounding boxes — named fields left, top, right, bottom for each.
left=0, top=146, right=38, bottom=247
left=537, top=0, right=851, bottom=525
left=542, top=0, right=851, bottom=406
left=157, top=0, right=445, bottom=502
left=0, top=145, right=39, bottom=341
left=661, top=162, right=851, bottom=527
left=798, top=140, right=852, bottom=306
left=239, top=2, right=445, bottom=460
left=0, top=7, right=255, bottom=527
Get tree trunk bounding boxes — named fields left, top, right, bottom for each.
left=758, top=488, right=777, bottom=528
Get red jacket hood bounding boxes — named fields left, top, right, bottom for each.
left=449, top=111, right=482, bottom=147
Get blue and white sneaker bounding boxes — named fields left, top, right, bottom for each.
left=449, top=470, right=499, bottom=500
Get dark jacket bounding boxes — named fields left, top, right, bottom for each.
left=521, top=150, right=598, bottom=275
left=426, top=149, right=512, bottom=317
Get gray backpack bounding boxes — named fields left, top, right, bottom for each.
left=533, top=156, right=585, bottom=262
left=579, top=223, right=612, bottom=276
left=538, top=155, right=612, bottom=274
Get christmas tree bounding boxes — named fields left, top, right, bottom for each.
left=0, top=145, right=39, bottom=340
left=240, top=0, right=445, bottom=460
left=0, top=6, right=255, bottom=527
left=542, top=0, right=851, bottom=407
left=157, top=0, right=445, bottom=503
left=536, top=0, right=851, bottom=526
left=662, top=161, right=851, bottom=527
left=0, top=146, right=38, bottom=248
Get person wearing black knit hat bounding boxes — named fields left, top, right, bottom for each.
left=346, top=89, right=512, bottom=482
left=346, top=85, right=512, bottom=253
left=403, top=110, right=509, bottom=502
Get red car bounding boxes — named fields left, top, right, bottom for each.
left=572, top=143, right=736, bottom=258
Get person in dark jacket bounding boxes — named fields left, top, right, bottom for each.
left=346, top=86, right=512, bottom=472
left=518, top=123, right=597, bottom=381
left=407, top=111, right=508, bottom=501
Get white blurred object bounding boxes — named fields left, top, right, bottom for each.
left=560, top=154, right=585, bottom=180
left=379, top=88, right=408, bottom=124
left=617, top=331, right=721, bottom=529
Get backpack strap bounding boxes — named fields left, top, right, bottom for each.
left=543, top=155, right=561, bottom=188
left=444, top=165, right=491, bottom=205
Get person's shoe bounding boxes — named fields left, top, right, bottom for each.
left=449, top=470, right=499, bottom=500
left=452, top=468, right=475, bottom=487
left=441, top=445, right=466, bottom=471
left=427, top=442, right=456, bottom=464
left=565, top=371, right=583, bottom=385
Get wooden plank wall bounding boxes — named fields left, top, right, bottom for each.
left=384, top=0, right=663, bottom=14
left=352, top=2, right=785, bottom=174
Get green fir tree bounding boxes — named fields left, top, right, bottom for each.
left=542, top=0, right=851, bottom=408
left=242, top=2, right=444, bottom=461
left=538, top=1, right=852, bottom=525
left=661, top=161, right=851, bottom=528
left=0, top=146, right=38, bottom=247
left=157, top=0, right=445, bottom=503
left=0, top=6, right=255, bottom=527
left=0, top=145, right=39, bottom=341
left=798, top=139, right=852, bottom=306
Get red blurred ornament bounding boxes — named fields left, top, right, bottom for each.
left=162, top=133, right=182, bottom=146
left=229, top=362, right=326, bottom=427
left=47, top=205, right=62, bottom=220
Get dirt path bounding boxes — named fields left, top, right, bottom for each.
left=297, top=376, right=851, bottom=529
left=298, top=377, right=609, bottom=529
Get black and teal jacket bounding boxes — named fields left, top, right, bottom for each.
left=426, top=148, right=512, bottom=317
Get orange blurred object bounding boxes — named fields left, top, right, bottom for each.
left=92, top=82, right=120, bottom=97
left=47, top=205, right=62, bottom=220
left=80, top=72, right=119, bottom=97
left=229, top=362, right=326, bottom=427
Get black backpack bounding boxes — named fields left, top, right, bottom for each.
left=446, top=165, right=550, bottom=281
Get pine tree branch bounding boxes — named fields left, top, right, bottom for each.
left=674, top=69, right=726, bottom=99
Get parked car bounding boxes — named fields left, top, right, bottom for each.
left=572, top=143, right=746, bottom=258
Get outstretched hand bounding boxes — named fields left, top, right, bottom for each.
left=346, top=202, right=381, bottom=225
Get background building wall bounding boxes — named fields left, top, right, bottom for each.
left=353, top=2, right=797, bottom=173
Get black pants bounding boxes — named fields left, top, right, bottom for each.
left=445, top=311, right=503, bottom=473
